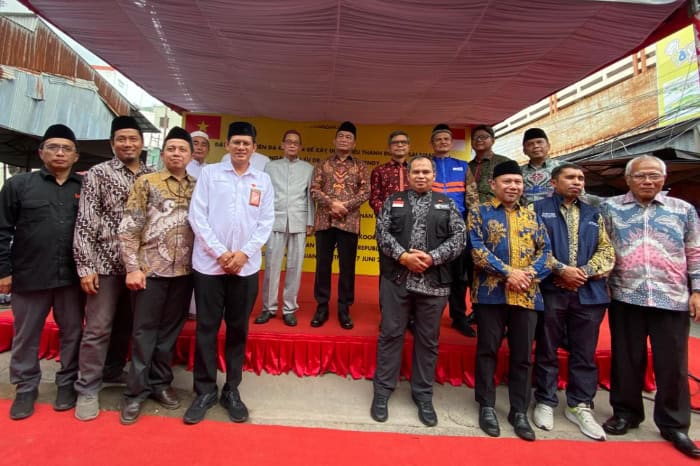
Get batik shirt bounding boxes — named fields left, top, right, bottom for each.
left=521, top=158, right=561, bottom=204
left=119, top=170, right=196, bottom=278
left=73, top=157, right=154, bottom=277
left=601, top=191, right=700, bottom=311
left=310, top=153, right=370, bottom=234
left=369, top=159, right=408, bottom=216
left=468, top=199, right=552, bottom=310
left=468, top=153, right=511, bottom=203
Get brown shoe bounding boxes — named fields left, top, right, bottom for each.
left=151, top=387, right=180, bottom=409
left=120, top=398, right=143, bottom=425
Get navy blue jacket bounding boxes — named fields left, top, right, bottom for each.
left=533, top=194, right=609, bottom=305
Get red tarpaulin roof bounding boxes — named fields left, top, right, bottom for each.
left=19, top=0, right=691, bottom=125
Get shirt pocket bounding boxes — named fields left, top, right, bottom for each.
left=20, top=199, right=51, bottom=223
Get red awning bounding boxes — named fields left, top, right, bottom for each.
left=20, top=0, right=690, bottom=125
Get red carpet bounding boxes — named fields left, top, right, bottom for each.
left=0, top=400, right=692, bottom=466
left=0, top=272, right=656, bottom=390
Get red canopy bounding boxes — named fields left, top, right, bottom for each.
left=20, top=0, right=690, bottom=125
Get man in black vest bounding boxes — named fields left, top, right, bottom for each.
left=532, top=162, right=615, bottom=440
left=371, top=155, right=466, bottom=427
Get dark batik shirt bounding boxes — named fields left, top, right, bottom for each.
left=369, top=159, right=408, bottom=216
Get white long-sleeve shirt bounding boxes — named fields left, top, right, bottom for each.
left=189, top=162, right=274, bottom=276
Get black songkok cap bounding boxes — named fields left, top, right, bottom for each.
left=336, top=121, right=357, bottom=138
left=523, top=127, right=548, bottom=144
left=228, top=121, right=257, bottom=141
left=40, top=124, right=77, bottom=145
left=163, top=126, right=193, bottom=152
left=111, top=116, right=143, bottom=139
left=492, top=160, right=522, bottom=179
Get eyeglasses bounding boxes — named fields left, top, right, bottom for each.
left=473, top=135, right=492, bottom=141
left=42, top=144, right=76, bottom=154
left=390, top=140, right=409, bottom=145
left=629, top=172, right=664, bottom=181
left=283, top=140, right=301, bottom=146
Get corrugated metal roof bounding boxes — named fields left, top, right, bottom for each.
left=0, top=65, right=115, bottom=138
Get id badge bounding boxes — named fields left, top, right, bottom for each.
left=249, top=186, right=261, bottom=207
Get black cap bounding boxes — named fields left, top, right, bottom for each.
left=163, top=126, right=193, bottom=152
left=492, top=160, right=522, bottom=179
left=337, top=121, right=357, bottom=138
left=111, top=116, right=143, bottom=139
left=228, top=121, right=257, bottom=141
left=523, top=128, right=548, bottom=144
left=40, top=124, right=76, bottom=145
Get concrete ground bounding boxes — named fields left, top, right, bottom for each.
left=1, top=334, right=699, bottom=444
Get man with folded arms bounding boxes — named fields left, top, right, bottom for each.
left=532, top=162, right=614, bottom=440
left=254, top=129, right=314, bottom=327
left=117, top=127, right=196, bottom=424
left=372, top=155, right=465, bottom=427
left=469, top=160, right=551, bottom=441
left=184, top=121, right=274, bottom=425
left=310, top=121, right=370, bottom=330
left=601, top=155, right=700, bottom=459
left=0, top=124, right=83, bottom=419
left=73, top=116, right=153, bottom=421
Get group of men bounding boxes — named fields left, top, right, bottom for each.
left=1, top=118, right=698, bottom=459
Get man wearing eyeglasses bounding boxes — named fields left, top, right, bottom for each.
left=0, top=124, right=84, bottom=420
left=73, top=116, right=154, bottom=421
left=369, top=131, right=410, bottom=217
left=468, top=125, right=510, bottom=203
left=600, top=155, right=700, bottom=459
left=254, top=130, right=314, bottom=327
left=430, top=124, right=478, bottom=337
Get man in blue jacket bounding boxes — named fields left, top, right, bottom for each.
left=532, top=163, right=615, bottom=441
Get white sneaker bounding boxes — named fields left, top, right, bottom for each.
left=565, top=403, right=606, bottom=441
left=75, top=393, right=99, bottom=421
left=533, top=403, right=554, bottom=431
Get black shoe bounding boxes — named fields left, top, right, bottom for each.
left=451, top=319, right=476, bottom=337
left=338, top=312, right=354, bottom=330
left=661, top=430, right=700, bottom=458
left=602, top=415, right=640, bottom=436
left=220, top=390, right=249, bottom=423
left=370, top=394, right=389, bottom=423
left=254, top=311, right=274, bottom=324
left=183, top=391, right=218, bottom=425
left=508, top=411, right=536, bottom=441
left=10, top=389, right=38, bottom=420
left=479, top=406, right=500, bottom=437
left=103, top=370, right=129, bottom=385
left=283, top=313, right=297, bottom=327
left=412, top=395, right=437, bottom=427
left=54, top=384, right=77, bottom=411
left=119, top=398, right=143, bottom=425
left=151, top=387, right=180, bottom=409
left=465, top=312, right=476, bottom=325
left=310, top=310, right=328, bottom=327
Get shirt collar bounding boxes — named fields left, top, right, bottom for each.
left=38, top=166, right=81, bottom=183
left=158, top=168, right=193, bottom=183
left=332, top=153, right=354, bottom=162
left=622, top=190, right=666, bottom=206
left=489, top=198, right=522, bottom=210
left=527, top=158, right=550, bottom=170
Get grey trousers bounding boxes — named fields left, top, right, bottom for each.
left=74, top=274, right=132, bottom=395
left=11, top=285, right=84, bottom=392
left=373, top=276, right=447, bottom=401
left=262, top=230, right=306, bottom=314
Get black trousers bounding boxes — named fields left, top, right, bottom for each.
left=314, top=228, right=358, bottom=314
left=373, top=276, right=447, bottom=400
left=193, top=271, right=258, bottom=396
left=125, top=275, right=193, bottom=401
left=474, top=304, right=538, bottom=413
left=608, top=300, right=690, bottom=431
left=447, top=247, right=471, bottom=323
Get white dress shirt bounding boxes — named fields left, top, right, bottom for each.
left=221, top=151, right=270, bottom=171
left=186, top=159, right=206, bottom=179
left=189, top=161, right=274, bottom=276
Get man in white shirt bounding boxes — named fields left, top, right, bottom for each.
left=221, top=151, right=270, bottom=171
left=254, top=130, right=314, bottom=327
left=184, top=121, right=274, bottom=425
left=186, top=130, right=209, bottom=179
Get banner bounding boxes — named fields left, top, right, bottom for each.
left=657, top=25, right=700, bottom=125
left=183, top=113, right=469, bottom=276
